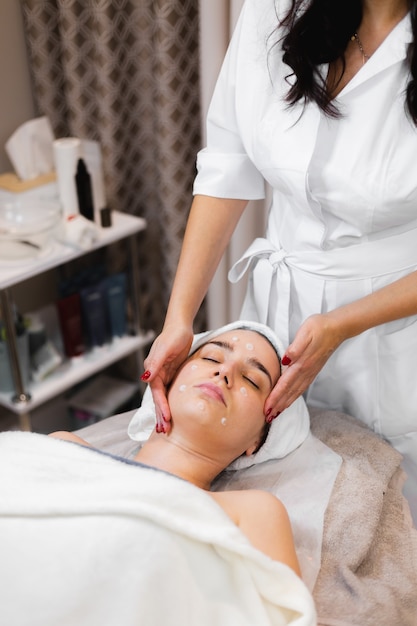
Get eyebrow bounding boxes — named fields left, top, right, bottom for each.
left=205, top=340, right=274, bottom=387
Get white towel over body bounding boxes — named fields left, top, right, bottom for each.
left=0, top=431, right=316, bottom=626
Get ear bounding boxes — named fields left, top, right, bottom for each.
left=244, top=440, right=260, bottom=457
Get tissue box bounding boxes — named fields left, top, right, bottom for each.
left=0, top=171, right=58, bottom=204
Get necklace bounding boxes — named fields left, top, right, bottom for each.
left=351, top=32, right=371, bottom=65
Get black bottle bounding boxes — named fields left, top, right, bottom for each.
left=75, top=158, right=95, bottom=222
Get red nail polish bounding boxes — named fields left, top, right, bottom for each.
left=267, top=412, right=281, bottom=424
left=265, top=408, right=272, bottom=418
left=141, top=370, right=151, bottom=381
left=281, top=355, right=291, bottom=366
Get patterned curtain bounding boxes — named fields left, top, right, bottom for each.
left=20, top=0, right=205, bottom=334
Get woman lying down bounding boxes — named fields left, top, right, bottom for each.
left=0, top=321, right=316, bottom=626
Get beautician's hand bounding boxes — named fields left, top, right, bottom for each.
left=141, top=324, right=193, bottom=434
left=264, top=313, right=346, bottom=420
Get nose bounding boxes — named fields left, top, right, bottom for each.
left=214, top=364, right=232, bottom=387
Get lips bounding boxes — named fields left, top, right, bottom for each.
left=195, top=383, right=226, bottom=405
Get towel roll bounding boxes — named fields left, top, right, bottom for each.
left=57, top=214, right=100, bottom=250
left=53, top=137, right=81, bottom=217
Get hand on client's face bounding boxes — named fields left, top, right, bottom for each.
left=141, top=323, right=194, bottom=435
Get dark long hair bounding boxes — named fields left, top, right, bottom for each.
left=275, top=0, right=417, bottom=124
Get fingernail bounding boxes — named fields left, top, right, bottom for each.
left=281, top=355, right=291, bottom=366
left=265, top=408, right=272, bottom=418
left=141, top=370, right=151, bottom=381
left=266, top=412, right=280, bottom=424
left=156, top=422, right=166, bottom=434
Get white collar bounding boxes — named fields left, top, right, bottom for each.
left=338, top=12, right=412, bottom=98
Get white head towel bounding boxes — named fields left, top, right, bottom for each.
left=128, top=321, right=310, bottom=470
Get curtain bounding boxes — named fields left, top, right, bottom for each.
left=198, top=0, right=267, bottom=329
left=20, top=0, right=204, bottom=334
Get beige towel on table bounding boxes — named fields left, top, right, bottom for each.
left=310, top=408, right=417, bottom=626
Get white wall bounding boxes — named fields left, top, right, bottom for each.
left=0, top=0, right=36, bottom=173
left=199, top=0, right=267, bottom=328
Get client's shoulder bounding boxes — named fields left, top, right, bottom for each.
left=211, top=488, right=289, bottom=529
left=210, top=489, right=299, bottom=571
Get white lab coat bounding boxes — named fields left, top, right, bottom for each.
left=193, top=0, right=417, bottom=522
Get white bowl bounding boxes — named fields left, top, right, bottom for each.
left=0, top=199, right=62, bottom=260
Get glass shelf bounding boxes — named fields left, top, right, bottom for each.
left=0, top=211, right=152, bottom=425
left=0, top=332, right=154, bottom=414
left=0, top=211, right=146, bottom=289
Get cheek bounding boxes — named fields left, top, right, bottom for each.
left=234, top=391, right=265, bottom=423
left=170, top=361, right=197, bottom=392
left=168, top=383, right=211, bottom=420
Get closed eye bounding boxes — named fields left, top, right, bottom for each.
left=202, top=357, right=220, bottom=363
left=243, top=375, right=260, bottom=389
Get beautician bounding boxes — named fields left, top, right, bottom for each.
left=142, top=0, right=417, bottom=523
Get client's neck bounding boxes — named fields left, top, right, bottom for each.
left=133, top=431, right=225, bottom=490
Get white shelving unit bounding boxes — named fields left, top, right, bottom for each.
left=0, top=211, right=154, bottom=429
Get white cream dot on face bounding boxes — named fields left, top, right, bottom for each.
left=179, top=384, right=187, bottom=392
left=197, top=401, right=205, bottom=411
left=232, top=336, right=239, bottom=342
left=221, top=417, right=227, bottom=426
left=191, top=364, right=198, bottom=370
left=246, top=343, right=254, bottom=351
left=240, top=386, right=248, bottom=396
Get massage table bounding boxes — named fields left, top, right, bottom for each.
left=75, top=405, right=417, bottom=626
left=0, top=406, right=416, bottom=625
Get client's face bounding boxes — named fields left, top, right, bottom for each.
left=167, top=329, right=280, bottom=460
